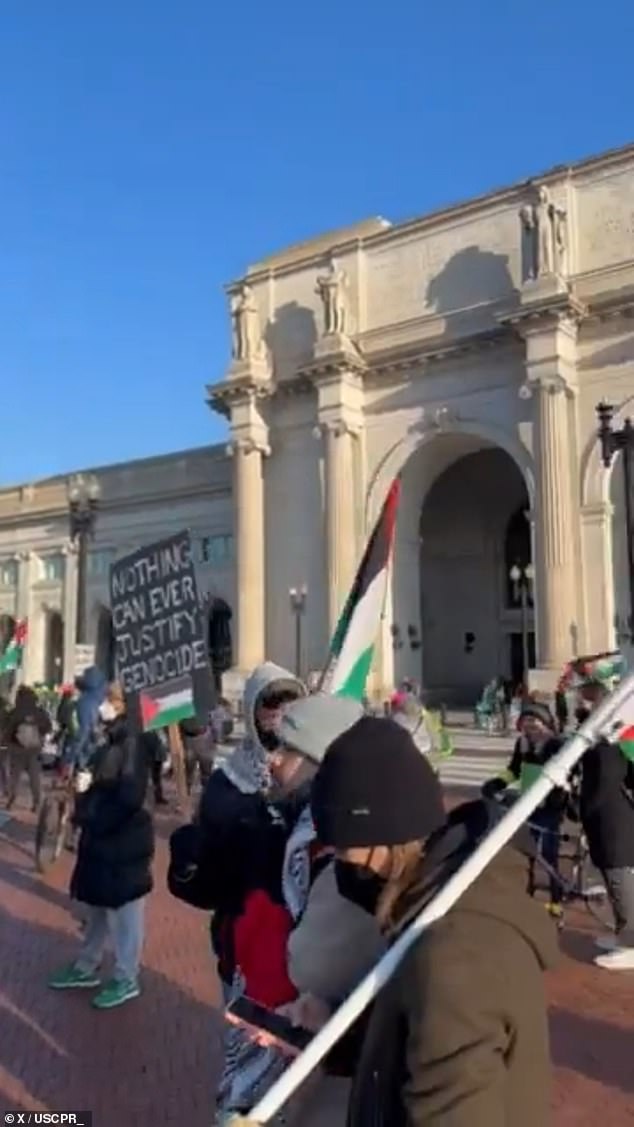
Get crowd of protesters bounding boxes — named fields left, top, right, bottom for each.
left=1, top=653, right=632, bottom=1125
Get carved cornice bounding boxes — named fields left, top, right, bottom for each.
left=500, top=289, right=587, bottom=335
left=206, top=374, right=272, bottom=418
left=269, top=373, right=314, bottom=402
left=585, top=284, right=634, bottom=323
left=298, top=336, right=368, bottom=382
left=366, top=327, right=508, bottom=381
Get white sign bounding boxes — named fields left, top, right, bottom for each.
left=74, top=643, right=96, bottom=677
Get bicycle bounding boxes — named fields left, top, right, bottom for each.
left=488, top=786, right=614, bottom=932
left=546, top=825, right=613, bottom=931
left=35, top=762, right=92, bottom=874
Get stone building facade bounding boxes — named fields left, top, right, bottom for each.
left=2, top=143, right=633, bottom=702
left=0, top=447, right=234, bottom=685
left=209, top=143, right=634, bottom=701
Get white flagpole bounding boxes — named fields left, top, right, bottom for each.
left=238, top=671, right=634, bottom=1126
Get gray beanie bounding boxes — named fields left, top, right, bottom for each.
left=278, top=693, right=365, bottom=765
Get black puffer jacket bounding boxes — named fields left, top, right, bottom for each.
left=580, top=739, right=634, bottom=870
left=506, top=735, right=567, bottom=816
left=198, top=769, right=288, bottom=988
left=71, top=716, right=154, bottom=909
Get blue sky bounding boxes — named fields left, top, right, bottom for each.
left=1, top=0, right=632, bottom=484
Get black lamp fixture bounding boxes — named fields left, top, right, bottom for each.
left=289, top=585, right=308, bottom=677
left=67, top=473, right=101, bottom=645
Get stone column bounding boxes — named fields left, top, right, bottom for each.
left=15, top=551, right=33, bottom=681
left=531, top=375, right=577, bottom=668
left=229, top=435, right=269, bottom=672
left=580, top=503, right=616, bottom=654
left=318, top=421, right=358, bottom=632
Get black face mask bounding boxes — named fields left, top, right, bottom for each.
left=334, top=859, right=387, bottom=916
left=257, top=724, right=280, bottom=752
left=575, top=705, right=590, bottom=725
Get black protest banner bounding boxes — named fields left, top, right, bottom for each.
left=109, top=530, right=211, bottom=731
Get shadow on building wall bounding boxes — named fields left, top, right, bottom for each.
left=425, top=245, right=519, bottom=337
left=265, top=301, right=318, bottom=375
left=578, top=333, right=634, bottom=371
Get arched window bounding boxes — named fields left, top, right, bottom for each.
left=504, top=507, right=532, bottom=609
left=206, top=596, right=233, bottom=694
left=44, top=610, right=64, bottom=686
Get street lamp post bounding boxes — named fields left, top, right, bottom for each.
left=596, top=401, right=634, bottom=642
left=68, top=473, right=101, bottom=645
left=289, top=585, right=308, bottom=678
left=510, top=562, right=534, bottom=686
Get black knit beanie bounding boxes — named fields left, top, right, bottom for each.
left=311, top=716, right=447, bottom=849
left=519, top=700, right=556, bottom=731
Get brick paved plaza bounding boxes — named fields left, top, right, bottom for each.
left=0, top=800, right=632, bottom=1127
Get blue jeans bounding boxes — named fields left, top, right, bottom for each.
left=76, top=898, right=145, bottom=982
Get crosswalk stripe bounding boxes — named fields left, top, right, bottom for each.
left=439, top=756, right=508, bottom=789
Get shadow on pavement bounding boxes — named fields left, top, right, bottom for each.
left=0, top=810, right=224, bottom=1127
left=550, top=1006, right=634, bottom=1096
left=0, top=899, right=223, bottom=1124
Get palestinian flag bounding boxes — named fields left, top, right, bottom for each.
left=323, top=478, right=400, bottom=700
left=139, top=683, right=196, bottom=732
left=619, top=724, right=634, bottom=763
left=0, top=619, right=28, bottom=674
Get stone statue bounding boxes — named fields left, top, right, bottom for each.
left=316, top=259, right=347, bottom=335
left=553, top=202, right=568, bottom=274
left=520, top=186, right=567, bottom=280
left=537, top=186, right=556, bottom=276
left=230, top=283, right=262, bottom=361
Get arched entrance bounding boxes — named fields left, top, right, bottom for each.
left=610, top=455, right=633, bottom=666
left=392, top=436, right=533, bottom=705
left=43, top=609, right=64, bottom=686
left=419, top=447, right=531, bottom=702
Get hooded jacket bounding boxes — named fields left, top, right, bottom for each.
left=5, top=687, right=51, bottom=747
left=345, top=800, right=559, bottom=1127
left=71, top=714, right=154, bottom=909
left=198, top=662, right=305, bottom=1000
left=71, top=666, right=107, bottom=766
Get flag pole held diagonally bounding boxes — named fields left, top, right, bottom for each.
left=235, top=670, right=634, bottom=1126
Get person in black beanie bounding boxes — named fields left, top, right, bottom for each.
left=311, top=715, right=558, bottom=1127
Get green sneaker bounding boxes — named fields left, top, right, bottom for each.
left=48, top=964, right=101, bottom=990
left=92, top=978, right=140, bottom=1010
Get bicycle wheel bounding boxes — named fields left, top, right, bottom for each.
left=35, top=796, right=64, bottom=873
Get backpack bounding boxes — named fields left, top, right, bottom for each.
left=15, top=720, right=42, bottom=751
left=167, top=822, right=217, bottom=910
